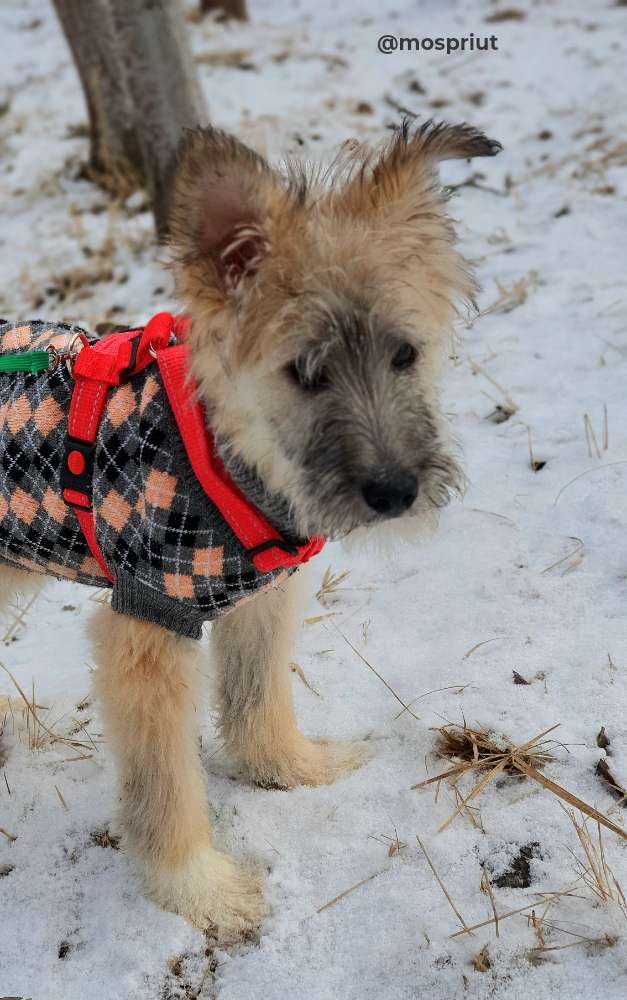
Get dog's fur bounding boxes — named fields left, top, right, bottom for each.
left=0, top=120, right=500, bottom=940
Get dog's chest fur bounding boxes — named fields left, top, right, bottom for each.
left=0, top=321, right=289, bottom=638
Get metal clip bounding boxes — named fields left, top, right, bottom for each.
left=47, top=334, right=85, bottom=375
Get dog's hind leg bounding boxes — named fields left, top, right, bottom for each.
left=212, top=568, right=367, bottom=789
left=90, top=604, right=265, bottom=938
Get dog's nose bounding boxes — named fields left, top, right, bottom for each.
left=361, top=471, right=418, bottom=517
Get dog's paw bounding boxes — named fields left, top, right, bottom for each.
left=250, top=736, right=370, bottom=790
left=146, top=845, right=267, bottom=941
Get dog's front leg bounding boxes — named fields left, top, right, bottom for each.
left=91, top=604, right=265, bottom=938
left=212, top=568, right=366, bottom=788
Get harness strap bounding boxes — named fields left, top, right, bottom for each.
left=157, top=344, right=325, bottom=573
left=60, top=312, right=179, bottom=582
left=61, top=312, right=325, bottom=582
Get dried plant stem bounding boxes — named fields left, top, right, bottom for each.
left=2, top=591, right=39, bottom=643
left=438, top=758, right=509, bottom=833
left=0, top=660, right=94, bottom=754
left=317, top=870, right=382, bottom=913
left=462, top=638, right=501, bottom=659
left=467, top=355, right=518, bottom=413
left=540, top=537, right=584, bottom=575
left=513, top=759, right=627, bottom=841
left=417, top=836, right=471, bottom=933
left=55, top=784, right=69, bottom=811
left=554, top=460, right=627, bottom=506
left=584, top=413, right=601, bottom=459
left=332, top=624, right=420, bottom=720
left=316, top=567, right=351, bottom=606
left=450, top=887, right=579, bottom=939
left=290, top=662, right=321, bottom=697
left=482, top=864, right=500, bottom=937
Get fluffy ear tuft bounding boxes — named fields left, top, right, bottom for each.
left=168, top=127, right=277, bottom=294
left=400, top=117, right=503, bottom=162
left=331, top=117, right=501, bottom=222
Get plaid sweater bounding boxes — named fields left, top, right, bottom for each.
left=0, top=320, right=293, bottom=638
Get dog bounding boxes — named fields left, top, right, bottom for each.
left=0, top=119, right=500, bottom=940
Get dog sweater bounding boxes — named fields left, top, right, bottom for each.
left=0, top=318, right=322, bottom=638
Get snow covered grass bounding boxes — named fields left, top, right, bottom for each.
left=2, top=0, right=627, bottom=997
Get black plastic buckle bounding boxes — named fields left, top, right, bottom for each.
left=60, top=436, right=96, bottom=508
left=246, top=538, right=300, bottom=559
left=118, top=333, right=142, bottom=383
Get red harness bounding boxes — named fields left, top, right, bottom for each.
left=60, top=312, right=325, bottom=583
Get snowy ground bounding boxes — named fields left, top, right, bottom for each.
left=2, top=0, right=627, bottom=997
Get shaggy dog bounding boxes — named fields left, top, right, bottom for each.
left=0, top=120, right=500, bottom=939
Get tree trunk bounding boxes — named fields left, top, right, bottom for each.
left=200, top=0, right=248, bottom=21
left=52, top=0, right=207, bottom=234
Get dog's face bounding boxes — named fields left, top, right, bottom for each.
left=168, top=121, right=501, bottom=539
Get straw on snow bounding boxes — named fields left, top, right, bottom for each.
left=413, top=721, right=627, bottom=841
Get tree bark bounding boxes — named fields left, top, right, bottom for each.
left=200, top=0, right=248, bottom=21
left=52, top=0, right=207, bottom=234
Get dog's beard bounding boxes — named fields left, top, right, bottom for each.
left=292, top=448, right=464, bottom=541
left=214, top=429, right=463, bottom=545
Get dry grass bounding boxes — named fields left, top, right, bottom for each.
left=0, top=660, right=97, bottom=758
left=317, top=869, right=384, bottom=914
left=405, top=807, right=625, bottom=973
left=562, top=806, right=627, bottom=916
left=196, top=47, right=254, bottom=68
left=316, top=567, right=351, bottom=607
left=517, top=132, right=627, bottom=191
left=481, top=864, right=500, bottom=937
left=480, top=271, right=540, bottom=319
left=467, top=355, right=518, bottom=415
left=583, top=407, right=609, bottom=458
left=2, top=592, right=40, bottom=643
left=525, top=424, right=546, bottom=472
left=21, top=200, right=153, bottom=317
left=462, top=637, right=502, bottom=660
left=414, top=721, right=627, bottom=841
left=554, top=459, right=627, bottom=506
left=331, top=623, right=420, bottom=721
left=290, top=661, right=321, bottom=698
left=370, top=828, right=406, bottom=857
left=393, top=684, right=469, bottom=722
left=416, top=835, right=470, bottom=933
left=540, top=536, right=584, bottom=575
left=304, top=612, right=337, bottom=626
left=584, top=413, right=602, bottom=459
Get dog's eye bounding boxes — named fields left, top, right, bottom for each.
left=286, top=360, right=330, bottom=391
left=391, top=342, right=417, bottom=371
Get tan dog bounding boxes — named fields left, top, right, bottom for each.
left=0, top=120, right=500, bottom=940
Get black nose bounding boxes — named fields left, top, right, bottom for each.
left=361, top=471, right=418, bottom=517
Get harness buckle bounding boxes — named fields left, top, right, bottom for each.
left=60, top=436, right=96, bottom=510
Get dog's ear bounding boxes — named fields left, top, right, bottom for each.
left=332, top=118, right=501, bottom=222
left=168, top=127, right=281, bottom=295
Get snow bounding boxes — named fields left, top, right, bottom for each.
left=2, top=0, right=627, bottom=997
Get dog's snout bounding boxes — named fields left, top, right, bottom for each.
left=361, top=471, right=418, bottom=517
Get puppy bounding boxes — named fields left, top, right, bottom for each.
left=0, top=120, right=500, bottom=939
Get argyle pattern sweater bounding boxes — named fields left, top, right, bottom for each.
left=0, top=321, right=290, bottom=638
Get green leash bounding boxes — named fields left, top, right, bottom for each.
left=0, top=350, right=53, bottom=374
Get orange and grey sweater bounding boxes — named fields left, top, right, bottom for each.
left=0, top=320, right=295, bottom=638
